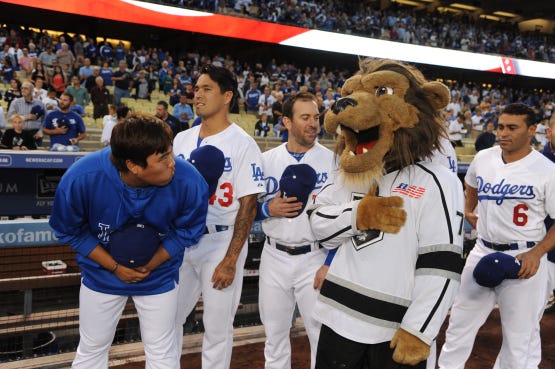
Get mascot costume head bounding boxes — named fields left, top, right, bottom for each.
left=325, top=58, right=450, bottom=185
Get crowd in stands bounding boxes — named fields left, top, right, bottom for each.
left=0, top=22, right=554, bottom=149
left=158, top=0, right=555, bottom=63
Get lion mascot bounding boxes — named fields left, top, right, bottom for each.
left=307, top=58, right=465, bottom=369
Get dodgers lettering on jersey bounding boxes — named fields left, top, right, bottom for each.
left=476, top=176, right=535, bottom=205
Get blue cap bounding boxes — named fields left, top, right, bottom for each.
left=279, top=164, right=317, bottom=218
left=473, top=252, right=521, bottom=288
left=188, top=145, right=225, bottom=197
left=108, top=223, right=163, bottom=268
left=31, top=105, right=45, bottom=118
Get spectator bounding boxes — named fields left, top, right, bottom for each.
left=79, top=57, right=94, bottom=85
left=245, top=81, right=261, bottom=114
left=112, top=60, right=133, bottom=106
left=7, top=80, right=45, bottom=145
left=155, top=100, right=184, bottom=137
left=17, top=47, right=34, bottom=79
left=37, top=45, right=57, bottom=69
left=1, top=113, right=36, bottom=150
left=99, top=61, right=113, bottom=87
left=33, top=77, right=48, bottom=102
left=66, top=75, right=90, bottom=107
left=100, top=105, right=129, bottom=147
left=55, top=42, right=75, bottom=68
left=4, top=78, right=22, bottom=110
left=91, top=76, right=111, bottom=119
left=133, top=70, right=153, bottom=101
left=42, top=92, right=87, bottom=151
left=254, top=112, right=271, bottom=137
left=448, top=113, right=465, bottom=147
left=50, top=64, right=68, bottom=97
left=172, top=94, right=193, bottom=128
left=474, top=120, right=496, bottom=152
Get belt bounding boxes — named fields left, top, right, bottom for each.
left=481, top=239, right=535, bottom=251
left=267, top=236, right=315, bottom=256
left=204, top=225, right=231, bottom=234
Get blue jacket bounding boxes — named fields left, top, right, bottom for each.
left=49, top=147, right=208, bottom=295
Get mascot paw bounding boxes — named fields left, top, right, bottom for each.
left=356, top=193, right=406, bottom=233
left=390, top=328, right=430, bottom=366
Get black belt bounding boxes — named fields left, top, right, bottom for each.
left=204, top=225, right=230, bottom=234
left=481, top=239, right=535, bottom=251
left=267, top=236, right=312, bottom=255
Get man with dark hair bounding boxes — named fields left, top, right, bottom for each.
left=42, top=92, right=87, bottom=151
left=173, top=64, right=265, bottom=369
left=49, top=115, right=208, bottom=369
left=474, top=120, right=496, bottom=152
left=439, top=103, right=555, bottom=369
left=155, top=100, right=185, bottom=137
left=257, top=91, right=335, bottom=369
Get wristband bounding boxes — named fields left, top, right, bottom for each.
left=109, top=263, right=119, bottom=273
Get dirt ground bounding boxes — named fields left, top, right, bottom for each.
left=114, top=309, right=555, bottom=369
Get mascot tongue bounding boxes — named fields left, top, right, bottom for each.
left=356, top=140, right=377, bottom=155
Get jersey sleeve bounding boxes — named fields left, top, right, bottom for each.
left=233, top=137, right=265, bottom=199
left=49, top=174, right=102, bottom=257
left=307, top=184, right=361, bottom=249
left=162, top=168, right=208, bottom=256
left=400, top=168, right=465, bottom=344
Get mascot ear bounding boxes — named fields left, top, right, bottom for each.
left=422, top=81, right=450, bottom=111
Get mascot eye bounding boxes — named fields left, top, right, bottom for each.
left=375, top=86, right=394, bottom=96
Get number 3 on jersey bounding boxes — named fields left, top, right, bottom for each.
left=209, top=182, right=233, bottom=207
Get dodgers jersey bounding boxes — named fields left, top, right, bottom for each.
left=49, top=147, right=208, bottom=295
left=308, top=162, right=464, bottom=345
left=466, top=146, right=555, bottom=245
left=261, top=142, right=336, bottom=245
left=173, top=123, right=265, bottom=226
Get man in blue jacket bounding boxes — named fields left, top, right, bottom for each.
left=49, top=114, right=209, bottom=369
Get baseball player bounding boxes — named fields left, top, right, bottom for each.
left=49, top=115, right=209, bottom=369
left=438, top=103, right=555, bottom=369
left=173, top=64, right=265, bottom=369
left=257, top=92, right=335, bottom=369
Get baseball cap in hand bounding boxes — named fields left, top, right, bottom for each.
left=108, top=223, right=162, bottom=268
left=30, top=105, right=45, bottom=119
left=188, top=145, right=225, bottom=197
left=473, top=252, right=521, bottom=288
left=279, top=164, right=317, bottom=218
left=56, top=117, right=69, bottom=128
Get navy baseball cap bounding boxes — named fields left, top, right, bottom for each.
left=473, top=252, right=521, bottom=288
left=56, top=117, right=69, bottom=128
left=31, top=105, right=45, bottom=118
left=188, top=145, right=225, bottom=197
left=108, top=223, right=162, bottom=268
left=279, top=164, right=318, bottom=218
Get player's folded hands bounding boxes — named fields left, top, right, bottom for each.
left=115, top=264, right=150, bottom=283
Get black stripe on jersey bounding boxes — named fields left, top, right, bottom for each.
left=314, top=207, right=353, bottom=220
left=320, top=279, right=408, bottom=323
left=420, top=280, right=450, bottom=333
left=415, top=163, right=453, bottom=243
left=320, top=226, right=352, bottom=243
left=416, top=250, right=464, bottom=274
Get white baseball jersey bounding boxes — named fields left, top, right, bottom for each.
left=308, top=162, right=464, bottom=345
left=439, top=147, right=555, bottom=369
left=261, top=142, right=336, bottom=245
left=466, top=146, right=555, bottom=245
left=173, top=123, right=265, bottom=226
left=258, top=142, right=335, bottom=369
